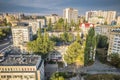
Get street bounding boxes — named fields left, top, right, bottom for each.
left=58, top=60, right=120, bottom=75
left=0, top=40, right=12, bottom=51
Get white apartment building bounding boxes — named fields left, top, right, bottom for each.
left=108, top=27, right=120, bottom=56
left=37, top=18, right=46, bottom=28
left=28, top=20, right=41, bottom=34
left=63, top=8, right=78, bottom=24
left=85, top=11, right=97, bottom=21
left=95, top=25, right=110, bottom=37
left=0, top=54, right=44, bottom=80
left=117, top=16, right=120, bottom=25
left=12, top=26, right=33, bottom=53
left=86, top=10, right=116, bottom=24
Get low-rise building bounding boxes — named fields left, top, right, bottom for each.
left=0, top=54, right=44, bottom=80
left=80, top=23, right=94, bottom=35
left=47, top=46, right=68, bottom=62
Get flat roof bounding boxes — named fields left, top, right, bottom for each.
left=0, top=54, right=41, bottom=66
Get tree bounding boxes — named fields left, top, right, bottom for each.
left=64, top=41, right=84, bottom=65
left=84, top=28, right=96, bottom=65
left=109, top=53, right=120, bottom=68
left=96, top=35, right=108, bottom=48
left=0, top=28, right=11, bottom=40
left=104, top=21, right=107, bottom=25
left=76, top=32, right=81, bottom=43
left=47, top=18, right=52, bottom=31
left=53, top=18, right=64, bottom=31
left=27, top=28, right=55, bottom=56
left=50, top=72, right=65, bottom=80
left=60, top=32, right=73, bottom=43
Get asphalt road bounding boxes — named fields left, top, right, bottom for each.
left=0, top=40, right=12, bottom=51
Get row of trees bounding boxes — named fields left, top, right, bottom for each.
left=27, top=29, right=54, bottom=57
left=84, top=28, right=96, bottom=65
left=47, top=18, right=81, bottom=32
left=0, top=19, right=12, bottom=26
left=50, top=72, right=76, bottom=80
left=0, top=28, right=11, bottom=40
left=50, top=32, right=74, bottom=45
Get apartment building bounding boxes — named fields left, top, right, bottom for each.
left=12, top=26, right=33, bottom=53
left=108, top=27, right=120, bottom=56
left=45, top=14, right=60, bottom=25
left=95, top=25, right=111, bottom=37
left=37, top=18, right=46, bottom=28
left=28, top=20, right=41, bottom=34
left=117, top=16, right=120, bottom=25
left=0, top=54, right=44, bottom=80
left=86, top=10, right=116, bottom=24
left=63, top=8, right=78, bottom=24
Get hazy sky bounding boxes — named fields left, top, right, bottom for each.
left=0, top=0, right=120, bottom=15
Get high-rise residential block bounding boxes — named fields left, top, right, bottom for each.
left=37, top=18, right=46, bottom=28
left=12, top=26, right=33, bottom=53
left=108, top=26, right=120, bottom=56
left=45, top=14, right=60, bottom=25
left=117, top=16, right=120, bottom=25
left=63, top=8, right=78, bottom=24
left=86, top=10, right=116, bottom=24
left=28, top=20, right=41, bottom=34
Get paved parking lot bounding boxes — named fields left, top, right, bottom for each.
left=45, top=64, right=58, bottom=80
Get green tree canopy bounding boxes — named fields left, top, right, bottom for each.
left=109, top=53, right=120, bottom=68
left=27, top=28, right=54, bottom=56
left=64, top=41, right=84, bottom=65
left=96, top=35, right=108, bottom=48
left=84, top=28, right=96, bottom=65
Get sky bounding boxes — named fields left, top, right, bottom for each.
left=0, top=0, right=120, bottom=15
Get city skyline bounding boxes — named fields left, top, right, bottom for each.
left=0, top=0, right=120, bottom=15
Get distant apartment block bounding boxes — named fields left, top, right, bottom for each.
left=29, top=20, right=41, bottom=34
left=37, top=18, right=46, bottom=28
left=0, top=54, right=44, bottom=80
left=45, top=14, right=60, bottom=25
left=108, top=27, right=120, bottom=56
left=63, top=8, right=78, bottom=24
left=12, top=26, right=33, bottom=53
left=86, top=10, right=116, bottom=24
left=117, top=16, right=120, bottom=25
left=95, top=25, right=110, bottom=37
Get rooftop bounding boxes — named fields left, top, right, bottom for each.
left=0, top=54, right=41, bottom=66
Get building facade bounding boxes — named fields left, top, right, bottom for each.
left=63, top=8, right=78, bottom=24
left=12, top=26, right=33, bottom=53
left=80, top=23, right=94, bottom=35
left=95, top=25, right=111, bottom=37
left=45, top=14, right=60, bottom=25
left=86, top=10, right=116, bottom=25
left=0, top=54, right=44, bottom=80
left=117, top=16, right=120, bottom=25
left=37, top=18, right=46, bottom=28
left=108, top=27, right=120, bottom=56
left=28, top=20, right=41, bottom=34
